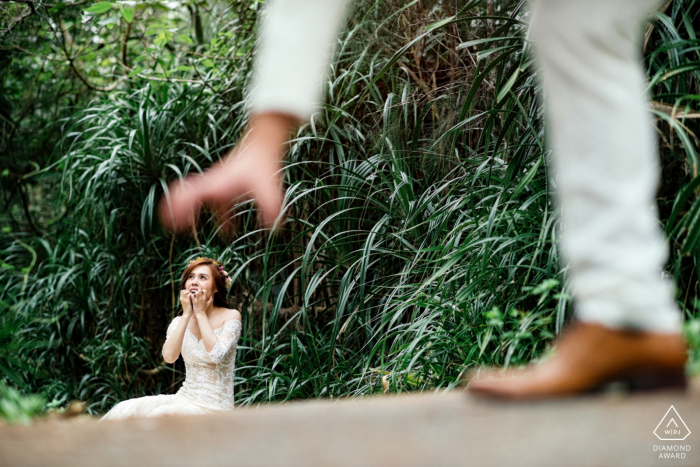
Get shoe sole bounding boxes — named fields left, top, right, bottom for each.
left=616, top=367, right=688, bottom=393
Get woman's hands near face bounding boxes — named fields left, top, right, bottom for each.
left=190, top=288, right=213, bottom=316
left=179, top=289, right=194, bottom=317
left=180, top=287, right=213, bottom=317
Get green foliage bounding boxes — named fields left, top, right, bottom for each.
left=0, top=381, right=45, bottom=425
left=685, top=318, right=700, bottom=375
left=653, top=1, right=700, bottom=312
left=0, top=292, right=47, bottom=424
left=0, top=0, right=699, bottom=417
left=1, top=0, right=257, bottom=413
left=1, top=0, right=257, bottom=238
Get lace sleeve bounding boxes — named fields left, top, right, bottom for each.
left=166, top=316, right=181, bottom=340
left=207, top=319, right=242, bottom=364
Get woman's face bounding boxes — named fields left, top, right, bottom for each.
left=185, top=265, right=217, bottom=299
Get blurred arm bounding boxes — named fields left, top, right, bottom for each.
left=162, top=316, right=189, bottom=363
left=158, top=0, right=350, bottom=233
left=249, top=0, right=350, bottom=121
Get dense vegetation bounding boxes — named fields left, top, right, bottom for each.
left=1, top=0, right=699, bottom=419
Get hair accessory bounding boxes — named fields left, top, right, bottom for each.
left=189, top=257, right=232, bottom=292
left=217, top=264, right=232, bottom=292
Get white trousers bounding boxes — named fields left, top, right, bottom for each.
left=250, top=0, right=682, bottom=333
left=529, top=0, right=681, bottom=332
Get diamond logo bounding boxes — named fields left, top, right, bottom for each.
left=654, top=406, right=691, bottom=441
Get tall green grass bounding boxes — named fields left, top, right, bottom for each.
left=0, top=0, right=699, bottom=415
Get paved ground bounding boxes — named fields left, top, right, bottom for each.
left=1, top=386, right=698, bottom=467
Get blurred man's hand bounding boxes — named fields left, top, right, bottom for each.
left=159, top=112, right=298, bottom=235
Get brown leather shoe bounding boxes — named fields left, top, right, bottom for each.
left=467, top=322, right=688, bottom=400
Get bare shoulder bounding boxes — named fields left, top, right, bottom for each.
left=224, top=308, right=242, bottom=323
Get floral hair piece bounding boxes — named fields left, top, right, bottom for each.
left=189, top=257, right=232, bottom=292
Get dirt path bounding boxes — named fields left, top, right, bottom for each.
left=1, top=388, right=698, bottom=466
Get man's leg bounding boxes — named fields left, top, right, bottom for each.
left=469, top=0, right=687, bottom=399
left=535, top=0, right=679, bottom=333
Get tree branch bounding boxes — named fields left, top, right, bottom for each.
left=116, top=60, right=204, bottom=84
left=486, top=0, right=495, bottom=36
left=121, top=19, right=132, bottom=68
left=17, top=180, right=42, bottom=237
left=53, top=19, right=124, bottom=92
left=68, top=57, right=125, bottom=92
left=0, top=0, right=37, bottom=39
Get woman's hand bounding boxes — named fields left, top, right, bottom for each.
left=179, top=289, right=194, bottom=317
left=191, top=288, right=213, bottom=316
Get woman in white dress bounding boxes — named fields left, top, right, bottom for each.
left=101, top=257, right=243, bottom=420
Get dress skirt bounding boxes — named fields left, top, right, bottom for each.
left=100, top=393, right=218, bottom=421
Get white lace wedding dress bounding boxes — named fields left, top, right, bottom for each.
left=101, top=316, right=242, bottom=420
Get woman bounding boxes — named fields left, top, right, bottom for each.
left=101, top=257, right=242, bottom=420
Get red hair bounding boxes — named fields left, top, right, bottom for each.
left=179, top=257, right=229, bottom=314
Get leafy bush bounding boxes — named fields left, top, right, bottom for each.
left=0, top=381, right=45, bottom=425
